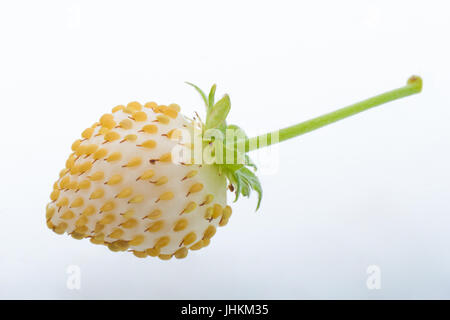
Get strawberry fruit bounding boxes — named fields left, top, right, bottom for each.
left=46, top=76, right=422, bottom=260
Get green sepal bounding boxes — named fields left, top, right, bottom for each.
left=206, top=94, right=231, bottom=129
left=208, top=84, right=217, bottom=110
left=226, top=124, right=248, bottom=141
left=187, top=82, right=263, bottom=210
left=223, top=166, right=242, bottom=202
left=226, top=124, right=257, bottom=170
left=225, top=166, right=262, bottom=210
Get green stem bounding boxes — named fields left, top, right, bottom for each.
left=244, top=75, right=423, bottom=152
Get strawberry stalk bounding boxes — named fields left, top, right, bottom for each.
left=243, top=75, right=423, bottom=152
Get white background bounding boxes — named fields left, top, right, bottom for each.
left=0, top=0, right=449, bottom=299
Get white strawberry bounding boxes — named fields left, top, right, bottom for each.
left=46, top=100, right=233, bottom=260
left=46, top=76, right=422, bottom=260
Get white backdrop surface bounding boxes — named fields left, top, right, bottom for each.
left=0, top=0, right=449, bottom=299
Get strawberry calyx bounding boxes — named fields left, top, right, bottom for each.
left=186, top=82, right=262, bottom=210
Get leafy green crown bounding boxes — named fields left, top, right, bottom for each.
left=186, top=82, right=263, bottom=210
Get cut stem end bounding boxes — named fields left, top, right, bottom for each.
left=407, top=75, right=423, bottom=93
